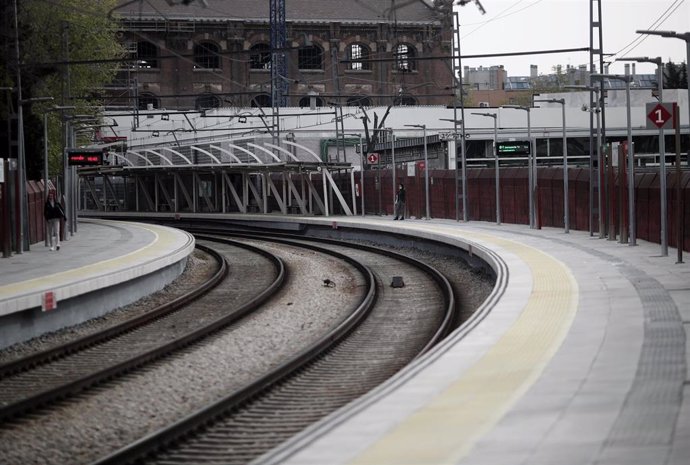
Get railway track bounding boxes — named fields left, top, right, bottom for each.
left=0, top=234, right=375, bottom=464
left=92, top=232, right=456, bottom=465
left=0, top=228, right=491, bottom=465
left=0, top=240, right=281, bottom=421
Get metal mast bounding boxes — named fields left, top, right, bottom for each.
left=270, top=0, right=287, bottom=108
left=589, top=0, right=606, bottom=236
left=270, top=0, right=287, bottom=148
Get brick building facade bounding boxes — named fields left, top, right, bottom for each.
left=106, top=0, right=456, bottom=110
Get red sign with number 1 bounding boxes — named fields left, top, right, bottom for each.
left=646, top=102, right=674, bottom=129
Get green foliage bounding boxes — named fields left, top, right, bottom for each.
left=20, top=0, right=125, bottom=103
left=663, top=61, right=687, bottom=89
left=1, top=0, right=126, bottom=179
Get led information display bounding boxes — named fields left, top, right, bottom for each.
left=496, top=141, right=531, bottom=155
left=67, top=149, right=103, bottom=166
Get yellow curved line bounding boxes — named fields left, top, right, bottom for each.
left=347, top=230, right=579, bottom=465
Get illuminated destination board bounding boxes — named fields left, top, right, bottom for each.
left=496, top=141, right=531, bottom=155
left=67, top=149, right=103, bottom=166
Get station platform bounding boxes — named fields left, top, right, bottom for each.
left=2, top=213, right=688, bottom=464
left=246, top=215, right=689, bottom=465
left=0, top=218, right=194, bottom=349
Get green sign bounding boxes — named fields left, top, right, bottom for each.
left=497, top=141, right=530, bottom=155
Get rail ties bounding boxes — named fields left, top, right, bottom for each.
left=92, top=231, right=457, bottom=465
left=0, top=241, right=282, bottom=422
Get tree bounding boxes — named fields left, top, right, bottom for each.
left=0, top=0, right=125, bottom=181
left=664, top=60, right=687, bottom=89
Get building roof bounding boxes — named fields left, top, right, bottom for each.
left=115, top=0, right=446, bottom=25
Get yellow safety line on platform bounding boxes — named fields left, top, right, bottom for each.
left=0, top=222, right=176, bottom=298
left=346, top=227, right=578, bottom=465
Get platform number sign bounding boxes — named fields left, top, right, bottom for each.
left=646, top=102, right=675, bottom=129
left=42, top=291, right=56, bottom=312
left=367, top=153, right=379, bottom=164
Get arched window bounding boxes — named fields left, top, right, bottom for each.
left=298, top=45, right=323, bottom=70
left=137, top=41, right=158, bottom=69
left=251, top=94, right=272, bottom=107
left=138, top=93, right=159, bottom=110
left=395, top=43, right=416, bottom=72
left=250, top=43, right=271, bottom=70
left=196, top=94, right=221, bottom=110
left=394, top=95, right=417, bottom=106
left=298, top=95, right=324, bottom=108
left=347, top=96, right=372, bottom=107
left=349, top=43, right=370, bottom=71
left=194, top=42, right=220, bottom=69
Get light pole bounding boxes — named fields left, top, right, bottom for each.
left=386, top=128, right=396, bottom=214
left=565, top=84, right=602, bottom=237
left=635, top=29, right=690, bottom=251
left=472, top=112, right=500, bottom=224
left=500, top=105, right=535, bottom=228
left=439, top=117, right=466, bottom=221
left=405, top=124, right=429, bottom=219
left=62, top=114, right=97, bottom=237
left=43, top=105, right=75, bottom=246
left=345, top=133, right=365, bottom=216
left=0, top=87, right=14, bottom=258
left=343, top=134, right=364, bottom=216
left=591, top=73, right=635, bottom=245
left=534, top=98, right=569, bottom=233
left=619, top=56, right=667, bottom=255
left=16, top=96, right=54, bottom=252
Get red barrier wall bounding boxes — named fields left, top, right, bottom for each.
left=1, top=170, right=687, bottom=253
left=363, top=166, right=690, bottom=252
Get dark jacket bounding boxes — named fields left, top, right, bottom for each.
left=44, top=199, right=66, bottom=221
left=396, top=187, right=406, bottom=203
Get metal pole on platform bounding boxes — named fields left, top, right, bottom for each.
left=534, top=98, right=568, bottom=233
left=42, top=105, right=74, bottom=247
left=591, top=73, right=634, bottom=244
left=635, top=30, right=690, bottom=253
left=405, top=124, right=429, bottom=219
left=620, top=56, right=667, bottom=253
left=423, top=126, right=429, bottom=220
left=565, top=84, right=603, bottom=235
left=501, top=105, right=534, bottom=228
left=561, top=101, right=569, bottom=233
left=673, top=104, right=684, bottom=264
left=359, top=134, right=364, bottom=216
left=389, top=128, right=396, bottom=214
left=472, top=112, right=499, bottom=224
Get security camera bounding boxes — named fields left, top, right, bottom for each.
left=581, top=104, right=589, bottom=112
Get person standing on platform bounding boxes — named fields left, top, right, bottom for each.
left=44, top=190, right=66, bottom=251
left=393, top=183, right=406, bottom=220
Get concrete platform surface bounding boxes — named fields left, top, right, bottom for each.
left=1, top=214, right=688, bottom=465
left=245, top=216, right=690, bottom=465
left=0, top=218, right=194, bottom=348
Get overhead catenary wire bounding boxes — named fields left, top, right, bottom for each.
left=611, top=0, right=686, bottom=61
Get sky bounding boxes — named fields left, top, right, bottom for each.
left=455, top=0, right=689, bottom=77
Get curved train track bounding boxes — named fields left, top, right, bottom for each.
left=0, top=229, right=475, bottom=465
left=0, top=240, right=280, bottom=421
left=93, top=231, right=456, bottom=465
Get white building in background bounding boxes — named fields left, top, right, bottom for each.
left=100, top=87, right=687, bottom=172
left=464, top=65, right=507, bottom=91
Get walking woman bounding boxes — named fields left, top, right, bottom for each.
left=394, top=183, right=406, bottom=220
left=44, top=190, right=66, bottom=251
